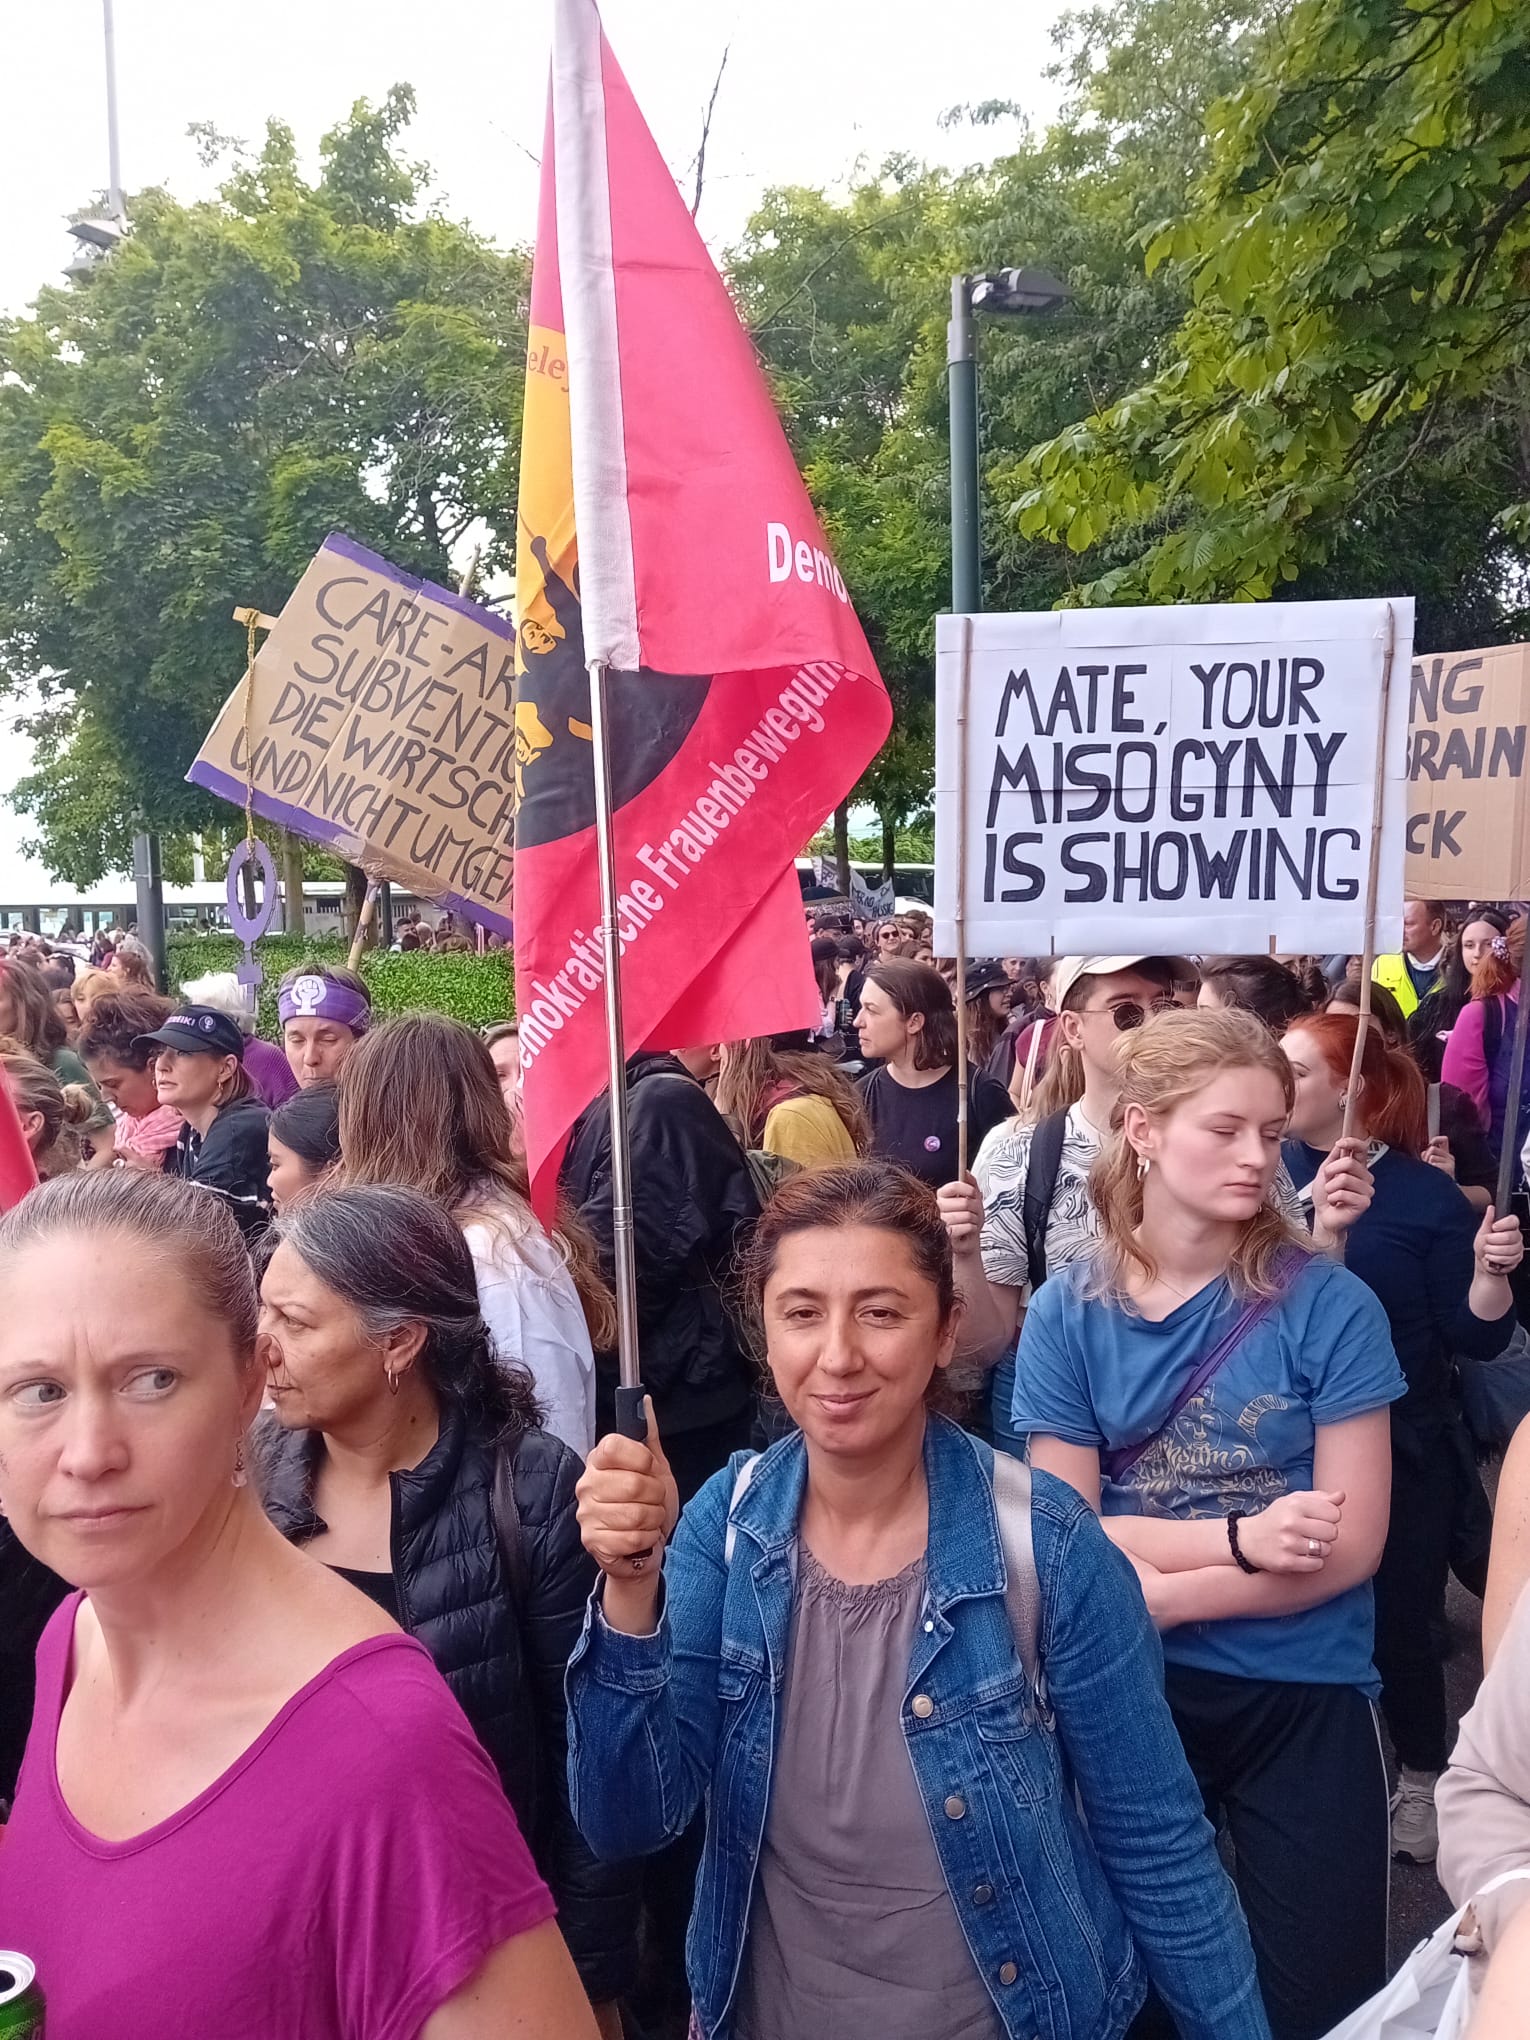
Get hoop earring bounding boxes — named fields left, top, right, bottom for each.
left=386, top=1368, right=400, bottom=1397
left=1137, top=1155, right=1150, bottom=1180
left=232, top=1438, right=249, bottom=1490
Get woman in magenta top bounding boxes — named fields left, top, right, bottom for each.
left=1441, top=916, right=1527, bottom=1167
left=0, top=1169, right=597, bottom=2040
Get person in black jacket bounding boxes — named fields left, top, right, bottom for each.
left=561, top=1050, right=761, bottom=1503
left=138, top=1006, right=272, bottom=1239
left=255, top=1185, right=635, bottom=2028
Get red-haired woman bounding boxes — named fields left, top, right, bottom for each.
left=1282, top=1011, right=1522, bottom=1869
left=1441, top=914, right=1529, bottom=1172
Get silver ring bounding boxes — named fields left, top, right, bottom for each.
left=1308, top=1538, right=1320, bottom=1557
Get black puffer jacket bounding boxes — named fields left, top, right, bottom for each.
left=0, top=1523, right=69, bottom=1807
left=561, top=1050, right=761, bottom=1436
left=256, top=1405, right=636, bottom=2002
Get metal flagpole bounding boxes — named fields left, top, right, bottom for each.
left=954, top=613, right=974, bottom=1176
left=588, top=657, right=646, bottom=1439
left=1341, top=602, right=1398, bottom=1143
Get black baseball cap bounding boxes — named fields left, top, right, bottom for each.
left=135, top=1006, right=247, bottom=1060
left=963, top=959, right=1011, bottom=1001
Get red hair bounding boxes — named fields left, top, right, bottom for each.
left=1294, top=1012, right=1426, bottom=1154
left=1469, top=914, right=1524, bottom=1003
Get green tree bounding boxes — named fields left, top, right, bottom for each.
left=725, top=0, right=1274, bottom=866
left=1011, top=0, right=1530, bottom=637
left=0, top=87, right=528, bottom=884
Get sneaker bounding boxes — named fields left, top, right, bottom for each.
left=1391, top=1769, right=1440, bottom=1864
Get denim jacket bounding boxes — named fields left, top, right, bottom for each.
left=566, top=1415, right=1268, bottom=2040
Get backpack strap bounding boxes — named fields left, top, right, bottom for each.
left=1022, top=1110, right=1068, bottom=1295
left=725, top=1443, right=1050, bottom=1722
left=490, top=1445, right=530, bottom=1611
left=723, top=1452, right=761, bottom=1565
left=1485, top=993, right=1505, bottom=1071
left=989, top=1448, right=1048, bottom=1721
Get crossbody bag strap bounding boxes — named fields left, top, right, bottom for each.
left=1102, top=1254, right=1300, bottom=1485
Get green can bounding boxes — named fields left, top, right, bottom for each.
left=0, top=1954, right=43, bottom=2039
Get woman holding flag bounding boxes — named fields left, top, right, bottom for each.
left=568, top=1161, right=1268, bottom=2040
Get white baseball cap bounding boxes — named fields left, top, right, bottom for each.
left=1051, top=955, right=1195, bottom=1009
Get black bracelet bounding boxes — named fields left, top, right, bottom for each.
left=1226, top=1511, right=1261, bottom=1575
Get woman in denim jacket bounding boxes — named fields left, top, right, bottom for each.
left=566, top=1161, right=1267, bottom=2040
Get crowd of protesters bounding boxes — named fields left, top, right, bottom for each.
left=4, top=900, right=1530, bottom=2036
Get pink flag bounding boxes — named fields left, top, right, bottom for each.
left=514, top=0, right=891, bottom=1214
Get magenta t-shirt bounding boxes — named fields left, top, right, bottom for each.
left=0, top=1596, right=556, bottom=2038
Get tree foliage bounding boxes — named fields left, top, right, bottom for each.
left=1012, top=0, right=1530, bottom=633
left=0, top=88, right=527, bottom=883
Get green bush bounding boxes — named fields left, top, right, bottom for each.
left=166, top=931, right=514, bottom=1040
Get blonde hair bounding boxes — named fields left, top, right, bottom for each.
left=2, top=1048, right=93, bottom=1179
left=72, top=968, right=117, bottom=1017
left=1083, top=1007, right=1310, bottom=1306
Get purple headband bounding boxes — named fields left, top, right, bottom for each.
left=277, top=974, right=371, bottom=1033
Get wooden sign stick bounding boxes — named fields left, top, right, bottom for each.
left=1341, top=602, right=1398, bottom=1142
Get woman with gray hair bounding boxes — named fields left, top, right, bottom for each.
left=257, top=1185, right=635, bottom=2035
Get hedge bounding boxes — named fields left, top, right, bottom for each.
left=166, top=932, right=515, bottom=1040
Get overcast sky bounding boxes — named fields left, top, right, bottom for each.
left=0, top=0, right=1072, bottom=896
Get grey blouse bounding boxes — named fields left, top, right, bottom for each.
left=733, top=1544, right=1003, bottom=2040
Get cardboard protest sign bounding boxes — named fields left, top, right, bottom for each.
left=1405, top=642, right=1530, bottom=900
left=188, top=534, right=517, bottom=934
left=935, top=598, right=1413, bottom=956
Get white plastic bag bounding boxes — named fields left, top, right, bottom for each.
left=1319, top=1869, right=1530, bottom=2039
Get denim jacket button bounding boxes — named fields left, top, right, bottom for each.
left=998, top=1961, right=1019, bottom=1987
left=944, top=1794, right=967, bottom=1820
left=911, top=1694, right=935, bottom=1719
left=972, top=1882, right=994, bottom=1905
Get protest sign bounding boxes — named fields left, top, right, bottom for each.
left=1405, top=642, right=1530, bottom=899
left=935, top=598, right=1413, bottom=957
left=188, top=534, right=518, bottom=935
left=851, top=874, right=895, bottom=920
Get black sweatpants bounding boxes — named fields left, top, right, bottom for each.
left=1164, top=1665, right=1389, bottom=2040
left=1373, top=1444, right=1454, bottom=1773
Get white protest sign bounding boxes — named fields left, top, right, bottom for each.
left=934, top=597, right=1413, bottom=957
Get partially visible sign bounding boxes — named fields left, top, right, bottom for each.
left=188, top=534, right=518, bottom=934
left=1405, top=643, right=1530, bottom=900
left=935, top=598, right=1413, bottom=956
left=851, top=874, right=895, bottom=920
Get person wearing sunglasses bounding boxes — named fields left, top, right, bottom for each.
left=939, top=958, right=1189, bottom=1442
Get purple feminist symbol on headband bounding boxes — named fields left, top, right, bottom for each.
left=225, top=837, right=281, bottom=988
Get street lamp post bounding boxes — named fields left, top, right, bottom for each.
left=946, top=267, right=1069, bottom=614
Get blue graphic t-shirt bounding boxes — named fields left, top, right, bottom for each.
left=1012, top=1254, right=1405, bottom=1691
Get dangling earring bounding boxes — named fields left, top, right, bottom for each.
left=386, top=1367, right=400, bottom=1397
left=232, top=1438, right=249, bottom=1490
left=1137, top=1155, right=1151, bottom=1180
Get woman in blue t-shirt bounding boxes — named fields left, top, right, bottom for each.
left=1014, top=1007, right=1404, bottom=2040
left=1282, top=1010, right=1521, bottom=1872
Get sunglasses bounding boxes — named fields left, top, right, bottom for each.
left=1083, top=995, right=1179, bottom=1032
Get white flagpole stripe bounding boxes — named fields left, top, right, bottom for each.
left=551, top=0, right=641, bottom=672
